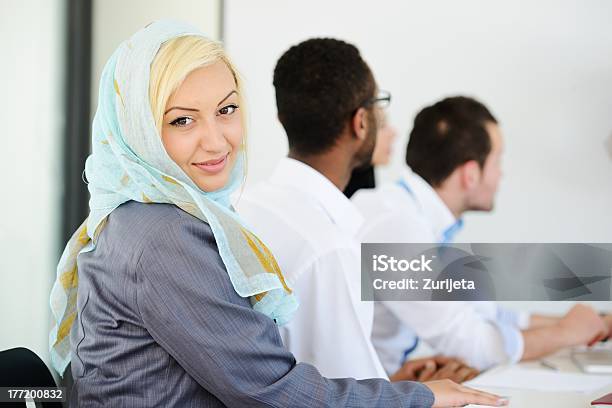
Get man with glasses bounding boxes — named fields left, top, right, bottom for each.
left=344, top=90, right=395, bottom=198
left=238, top=39, right=476, bottom=384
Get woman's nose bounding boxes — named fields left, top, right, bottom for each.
left=198, top=119, right=227, bottom=153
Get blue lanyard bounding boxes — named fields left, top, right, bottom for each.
left=395, top=177, right=463, bottom=362
left=400, top=337, right=420, bottom=365
left=396, top=178, right=415, bottom=198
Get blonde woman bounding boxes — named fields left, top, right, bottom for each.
left=48, top=21, right=507, bottom=407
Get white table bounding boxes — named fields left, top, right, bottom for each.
left=466, top=349, right=612, bottom=407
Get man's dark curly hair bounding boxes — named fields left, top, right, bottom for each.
left=273, top=38, right=376, bottom=156
left=406, top=96, right=498, bottom=187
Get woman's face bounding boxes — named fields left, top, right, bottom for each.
left=371, top=112, right=397, bottom=166
left=161, top=61, right=243, bottom=192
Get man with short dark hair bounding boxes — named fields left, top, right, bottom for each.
left=405, top=96, right=500, bottom=216
left=237, top=42, right=507, bottom=406
left=353, top=96, right=607, bottom=375
left=239, top=38, right=389, bottom=380
left=273, top=38, right=378, bottom=164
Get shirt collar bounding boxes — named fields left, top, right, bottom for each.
left=399, top=167, right=463, bottom=242
left=269, top=157, right=364, bottom=236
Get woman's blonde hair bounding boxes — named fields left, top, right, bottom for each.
left=149, top=35, right=248, bottom=183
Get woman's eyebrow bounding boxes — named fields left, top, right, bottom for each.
left=163, top=90, right=237, bottom=115
left=217, top=90, right=237, bottom=106
left=164, top=106, right=199, bottom=115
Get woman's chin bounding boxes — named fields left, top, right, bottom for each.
left=194, top=177, right=229, bottom=192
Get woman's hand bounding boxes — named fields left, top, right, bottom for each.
left=424, top=379, right=508, bottom=407
left=390, top=356, right=479, bottom=383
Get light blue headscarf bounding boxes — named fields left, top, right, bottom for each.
left=49, top=20, right=298, bottom=375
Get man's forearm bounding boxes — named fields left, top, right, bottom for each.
left=520, top=325, right=571, bottom=361
left=528, top=314, right=561, bottom=329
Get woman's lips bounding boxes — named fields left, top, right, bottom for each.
left=192, top=154, right=229, bottom=174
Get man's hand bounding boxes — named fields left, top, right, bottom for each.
left=390, top=355, right=479, bottom=383
left=558, top=304, right=608, bottom=346
left=424, top=379, right=508, bottom=407
left=421, top=356, right=480, bottom=383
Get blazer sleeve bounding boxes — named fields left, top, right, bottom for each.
left=134, top=209, right=434, bottom=408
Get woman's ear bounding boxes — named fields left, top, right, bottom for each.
left=351, top=107, right=368, bottom=141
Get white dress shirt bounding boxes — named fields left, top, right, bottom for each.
left=238, top=158, right=388, bottom=380
left=352, top=167, right=529, bottom=372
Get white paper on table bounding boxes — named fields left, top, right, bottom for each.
left=465, top=365, right=612, bottom=393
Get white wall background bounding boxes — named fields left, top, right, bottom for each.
left=91, top=0, right=222, bottom=112
left=225, top=0, right=612, bottom=241
left=225, top=0, right=612, bottom=313
left=0, top=0, right=64, bottom=366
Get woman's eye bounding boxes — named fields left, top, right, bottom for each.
left=218, top=104, right=239, bottom=116
left=169, top=117, right=193, bottom=127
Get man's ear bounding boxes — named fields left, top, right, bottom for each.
left=460, top=160, right=481, bottom=190
left=351, top=107, right=368, bottom=141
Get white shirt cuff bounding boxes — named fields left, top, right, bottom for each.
left=493, top=320, right=524, bottom=363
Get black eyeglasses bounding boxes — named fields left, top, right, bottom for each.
left=362, top=90, right=392, bottom=109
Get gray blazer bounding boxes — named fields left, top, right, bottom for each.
left=70, top=201, right=434, bottom=407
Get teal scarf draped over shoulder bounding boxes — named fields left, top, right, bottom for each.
left=49, top=20, right=298, bottom=375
